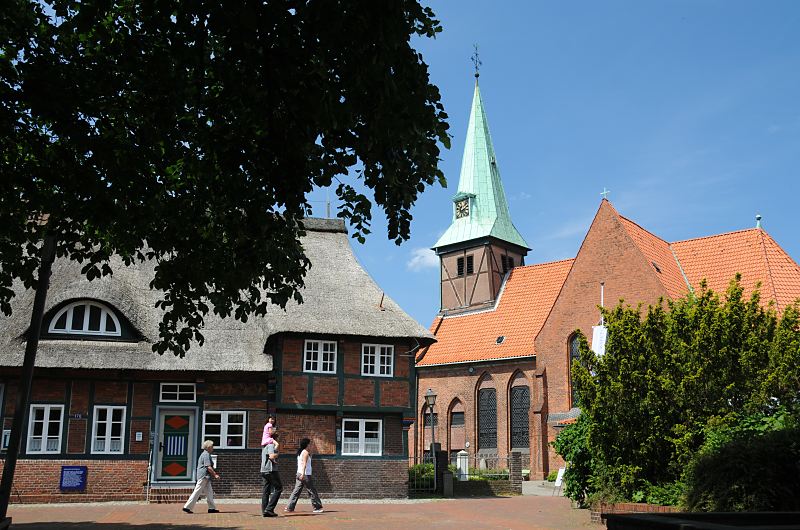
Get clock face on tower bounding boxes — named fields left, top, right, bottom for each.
left=455, top=199, right=470, bottom=219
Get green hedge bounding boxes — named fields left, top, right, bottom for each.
left=685, top=427, right=800, bottom=511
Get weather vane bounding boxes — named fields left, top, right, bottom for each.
left=471, top=44, right=482, bottom=79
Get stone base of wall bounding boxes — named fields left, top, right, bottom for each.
left=454, top=479, right=520, bottom=496
left=213, top=453, right=409, bottom=499
left=0, top=458, right=148, bottom=503
left=2, top=455, right=410, bottom=503
left=590, top=502, right=682, bottom=525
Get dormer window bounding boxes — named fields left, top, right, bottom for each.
left=48, top=301, right=122, bottom=337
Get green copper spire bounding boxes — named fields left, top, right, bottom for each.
left=433, top=81, right=530, bottom=250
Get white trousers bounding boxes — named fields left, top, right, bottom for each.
left=183, top=476, right=216, bottom=511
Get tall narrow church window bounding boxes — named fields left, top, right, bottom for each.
left=569, top=334, right=581, bottom=406
left=478, top=388, right=497, bottom=450
left=510, top=386, right=530, bottom=449
left=457, top=257, right=465, bottom=277
left=466, top=255, right=474, bottom=275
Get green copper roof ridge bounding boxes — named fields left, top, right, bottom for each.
left=434, top=81, right=529, bottom=250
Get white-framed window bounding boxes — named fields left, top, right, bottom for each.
left=160, top=383, right=196, bottom=403
left=361, top=344, right=394, bottom=377
left=27, top=404, right=64, bottom=454
left=203, top=411, right=246, bottom=449
left=304, top=340, right=337, bottom=374
left=91, top=406, right=126, bottom=454
left=341, top=418, right=382, bottom=456
left=48, top=301, right=122, bottom=336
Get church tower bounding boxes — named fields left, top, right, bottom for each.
left=433, top=76, right=530, bottom=314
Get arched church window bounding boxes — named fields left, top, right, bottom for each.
left=48, top=301, right=122, bottom=337
left=569, top=333, right=581, bottom=407
left=477, top=388, right=497, bottom=450
left=510, top=385, right=530, bottom=449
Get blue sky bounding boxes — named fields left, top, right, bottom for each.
left=308, top=0, right=800, bottom=327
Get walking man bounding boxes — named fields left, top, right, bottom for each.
left=183, top=440, right=220, bottom=514
left=261, top=441, right=283, bottom=517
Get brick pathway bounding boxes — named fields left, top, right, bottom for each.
left=8, top=496, right=601, bottom=529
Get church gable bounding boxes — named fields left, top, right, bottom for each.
left=534, top=199, right=672, bottom=412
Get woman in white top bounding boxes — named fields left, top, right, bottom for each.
left=284, top=437, right=323, bottom=513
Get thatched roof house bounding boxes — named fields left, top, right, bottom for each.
left=0, top=218, right=433, bottom=372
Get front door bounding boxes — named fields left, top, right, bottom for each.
left=156, top=410, right=195, bottom=481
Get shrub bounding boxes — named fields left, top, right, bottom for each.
left=408, top=463, right=434, bottom=485
left=468, top=468, right=509, bottom=481
left=546, top=470, right=559, bottom=482
left=685, top=427, right=800, bottom=512
left=631, top=481, right=684, bottom=506
left=553, top=413, right=592, bottom=506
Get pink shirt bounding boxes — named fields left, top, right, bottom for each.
left=261, top=422, right=274, bottom=446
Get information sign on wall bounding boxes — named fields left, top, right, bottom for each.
left=60, top=465, right=88, bottom=492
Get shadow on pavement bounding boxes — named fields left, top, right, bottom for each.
left=11, top=521, right=241, bottom=530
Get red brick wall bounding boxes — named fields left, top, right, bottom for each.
left=206, top=382, right=267, bottom=397
left=380, top=380, right=409, bottom=407
left=383, top=415, right=404, bottom=456
left=4, top=383, right=16, bottom=416
left=282, top=337, right=303, bottom=371
left=534, top=201, right=669, bottom=472
left=66, top=418, right=87, bottom=454
left=414, top=362, right=536, bottom=465
left=213, top=453, right=409, bottom=498
left=281, top=374, right=308, bottom=404
left=129, top=419, right=150, bottom=454
left=94, top=381, right=128, bottom=404
left=312, top=376, right=338, bottom=405
left=131, top=382, right=153, bottom=417
left=278, top=336, right=414, bottom=408
left=343, top=341, right=361, bottom=375
left=272, top=412, right=336, bottom=455
left=69, top=381, right=90, bottom=416
left=344, top=379, right=374, bottom=406
left=31, top=379, right=66, bottom=402
left=0, top=458, right=148, bottom=503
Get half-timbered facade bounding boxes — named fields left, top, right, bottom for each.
left=0, top=218, right=432, bottom=502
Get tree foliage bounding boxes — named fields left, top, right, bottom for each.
left=556, top=276, right=800, bottom=509
left=0, top=0, right=450, bottom=355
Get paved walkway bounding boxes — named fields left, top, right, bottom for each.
left=8, top=496, right=600, bottom=529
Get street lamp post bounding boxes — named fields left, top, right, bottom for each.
left=424, top=388, right=437, bottom=491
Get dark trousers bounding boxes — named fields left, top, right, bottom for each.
left=260, top=471, right=283, bottom=514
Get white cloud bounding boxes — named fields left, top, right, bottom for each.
left=407, top=248, right=439, bottom=272
left=510, top=191, right=533, bottom=201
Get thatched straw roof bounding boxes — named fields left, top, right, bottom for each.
left=0, top=219, right=433, bottom=372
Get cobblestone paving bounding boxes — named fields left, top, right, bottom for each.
left=8, top=496, right=601, bottom=529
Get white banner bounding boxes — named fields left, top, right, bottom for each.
left=591, top=325, right=608, bottom=356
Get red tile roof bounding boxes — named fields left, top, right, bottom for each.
left=418, top=202, right=800, bottom=367
left=417, top=259, right=574, bottom=367
left=617, top=214, right=689, bottom=299
left=672, top=228, right=800, bottom=312
left=615, top=203, right=800, bottom=310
